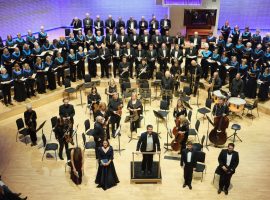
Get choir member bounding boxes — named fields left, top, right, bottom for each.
left=0, top=68, right=13, bottom=106
left=130, top=29, right=140, bottom=49
left=85, top=30, right=95, bottom=50
left=163, top=30, right=173, bottom=49
left=160, top=14, right=171, bottom=36
left=99, top=43, right=110, bottom=78
left=67, top=49, right=77, bottom=82
left=22, top=44, right=33, bottom=68
left=108, top=93, right=123, bottom=137
left=38, top=26, right=47, bottom=46
left=262, top=47, right=270, bottom=71
left=136, top=124, right=161, bottom=175
left=200, top=43, right=212, bottom=79
left=230, top=25, right=240, bottom=45
left=230, top=73, right=244, bottom=97
left=76, top=46, right=86, bottom=80
left=151, top=29, right=162, bottom=50
left=219, top=52, right=229, bottom=85
left=252, top=29, right=262, bottom=49
left=123, top=42, right=135, bottom=78
left=23, top=63, right=35, bottom=98
left=119, top=56, right=130, bottom=79
left=34, top=57, right=46, bottom=93
left=235, top=39, right=245, bottom=63
left=206, top=31, right=216, bottom=52
left=146, top=44, right=157, bottom=79
left=24, top=104, right=37, bottom=146
left=171, top=44, right=183, bottom=66
left=106, top=79, right=117, bottom=100
left=149, top=15, right=159, bottom=36
left=140, top=30, right=150, bottom=50
left=87, top=45, right=98, bottom=77
left=225, top=38, right=234, bottom=59
left=70, top=16, right=82, bottom=36
left=70, top=147, right=84, bottom=185
left=15, top=33, right=25, bottom=51
left=94, top=15, right=104, bottom=35
left=87, top=86, right=101, bottom=118
left=190, top=60, right=202, bottom=97
left=262, top=33, right=270, bottom=51
left=96, top=102, right=110, bottom=139
left=245, top=62, right=260, bottom=99
left=127, top=93, right=143, bottom=133
left=174, top=32, right=185, bottom=49
left=106, top=29, right=117, bottom=53
left=32, top=43, right=43, bottom=60
left=68, top=33, right=78, bottom=51
left=189, top=32, right=201, bottom=50
left=1, top=48, right=13, bottom=76
left=12, top=64, right=26, bottom=102
left=138, top=58, right=148, bottom=80
left=209, top=48, right=220, bottom=77
left=126, top=16, right=137, bottom=35
left=134, top=44, right=146, bottom=75
left=243, top=42, right=253, bottom=65
left=158, top=43, right=169, bottom=73
left=5, top=35, right=15, bottom=50
left=105, top=15, right=115, bottom=34
left=116, top=17, right=125, bottom=35
left=112, top=43, right=122, bottom=77
left=76, top=30, right=85, bottom=49
left=54, top=52, right=65, bottom=86
left=217, top=143, right=239, bottom=195
left=185, top=43, right=197, bottom=77
left=41, top=40, right=52, bottom=54
left=44, top=55, right=56, bottom=90
left=117, top=29, right=128, bottom=49
left=258, top=68, right=270, bottom=101
left=95, top=140, right=119, bottom=190
left=221, top=20, right=231, bottom=42
left=241, top=26, right=251, bottom=46
left=12, top=47, right=22, bottom=66
left=181, top=141, right=197, bottom=190
left=217, top=35, right=226, bottom=55
left=170, top=59, right=181, bottom=91
left=94, top=30, right=105, bottom=50
left=173, top=99, right=187, bottom=118
left=139, top=16, right=148, bottom=36
left=238, top=58, right=248, bottom=88
left=83, top=13, right=93, bottom=35
left=228, top=56, right=239, bottom=86
left=252, top=44, right=264, bottom=66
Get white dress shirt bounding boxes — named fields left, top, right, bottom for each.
left=194, top=37, right=197, bottom=46
left=226, top=153, right=232, bottom=166
left=187, top=152, right=192, bottom=163
left=164, top=20, right=167, bottom=27
left=146, top=134, right=154, bottom=151
left=131, top=22, right=134, bottom=29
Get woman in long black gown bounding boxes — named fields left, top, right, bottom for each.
left=70, top=147, right=84, bottom=185
left=44, top=56, right=56, bottom=90
left=12, top=64, right=27, bottom=102
left=95, top=140, right=119, bottom=190
left=35, top=57, right=46, bottom=94
left=258, top=68, right=270, bottom=101
left=245, top=62, right=260, bottom=99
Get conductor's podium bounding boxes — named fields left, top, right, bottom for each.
left=130, top=152, right=162, bottom=184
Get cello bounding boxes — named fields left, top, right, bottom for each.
left=171, top=117, right=185, bottom=151
left=209, top=115, right=229, bottom=146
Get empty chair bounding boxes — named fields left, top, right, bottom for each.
left=196, top=98, right=212, bottom=120
left=193, top=135, right=205, bottom=152
left=41, top=134, right=58, bottom=161
left=82, top=133, right=96, bottom=151
left=243, top=99, right=259, bottom=120
left=16, top=118, right=29, bottom=145
left=188, top=119, right=200, bottom=142
left=194, top=151, right=206, bottom=181
left=64, top=78, right=77, bottom=98
left=50, top=116, right=58, bottom=139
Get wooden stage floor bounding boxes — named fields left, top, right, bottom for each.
left=0, top=75, right=270, bottom=200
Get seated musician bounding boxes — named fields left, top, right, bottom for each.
left=87, top=86, right=101, bottom=119
left=127, top=93, right=143, bottom=133
left=108, top=93, right=123, bottom=137
left=107, top=79, right=117, bottom=100
left=212, top=98, right=229, bottom=117
left=96, top=102, right=110, bottom=140
left=59, top=97, right=75, bottom=126
left=24, top=104, right=37, bottom=146
left=173, top=99, right=187, bottom=118
left=54, top=117, right=70, bottom=160
left=161, top=71, right=174, bottom=105
left=175, top=116, right=190, bottom=153
left=137, top=58, right=148, bottom=80
left=230, top=73, right=244, bottom=97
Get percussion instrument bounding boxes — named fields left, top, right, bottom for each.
left=212, top=90, right=226, bottom=104
left=227, top=97, right=246, bottom=113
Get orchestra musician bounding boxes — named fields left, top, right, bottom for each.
left=190, top=60, right=202, bottom=97
left=137, top=58, right=148, bottom=80
left=87, top=86, right=101, bottom=119
left=170, top=59, right=181, bottom=91
left=96, top=102, right=111, bottom=140
left=59, top=98, right=75, bottom=126
left=24, top=104, right=37, bottom=146
left=161, top=71, right=174, bottom=105
left=136, top=124, right=161, bottom=175
left=119, top=56, right=130, bottom=79
left=230, top=73, right=244, bottom=97
left=216, top=143, right=239, bottom=195
left=173, top=99, right=187, bottom=118
left=212, top=97, right=229, bottom=117
left=208, top=72, right=222, bottom=98
left=127, top=93, right=143, bottom=133
left=107, top=79, right=117, bottom=100
left=176, top=116, right=190, bottom=153
left=0, top=68, right=13, bottom=106
left=108, top=93, right=123, bottom=137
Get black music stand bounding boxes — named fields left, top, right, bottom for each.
left=153, top=110, right=165, bottom=138
left=161, top=89, right=173, bottom=107
left=140, top=88, right=151, bottom=124
left=128, top=114, right=139, bottom=143
left=36, top=120, right=46, bottom=149
left=151, top=80, right=161, bottom=101
left=205, top=115, right=214, bottom=150
left=76, top=83, right=85, bottom=107
left=114, top=125, right=125, bottom=155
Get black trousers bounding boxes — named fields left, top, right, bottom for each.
left=88, top=59, right=97, bottom=77
left=70, top=64, right=77, bottom=82
left=100, top=59, right=109, bottom=78
left=113, top=58, right=120, bottom=77
left=148, top=61, right=155, bottom=79
left=25, top=79, right=35, bottom=97
left=219, top=171, right=233, bottom=190
left=57, top=68, right=65, bottom=86
left=77, top=60, right=85, bottom=79
left=2, top=85, right=11, bottom=104
left=184, top=164, right=193, bottom=185
left=59, top=137, right=70, bottom=160
left=201, top=59, right=209, bottom=79
left=111, top=115, right=121, bottom=136
left=142, top=152, right=154, bottom=172
left=28, top=128, right=37, bottom=143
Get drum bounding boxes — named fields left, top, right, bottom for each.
left=228, top=97, right=246, bottom=113
left=212, top=90, right=226, bottom=104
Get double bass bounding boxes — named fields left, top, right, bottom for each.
left=171, top=118, right=185, bottom=151
left=209, top=115, right=229, bottom=146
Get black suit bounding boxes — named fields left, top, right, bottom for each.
left=117, top=34, right=129, bottom=49
left=83, top=18, right=93, bottom=34
left=59, top=104, right=75, bottom=122
left=181, top=149, right=197, bottom=186
left=99, top=48, right=110, bottom=78
left=158, top=48, right=169, bottom=73
left=174, top=36, right=185, bottom=48
left=149, top=20, right=159, bottom=35
left=160, top=19, right=171, bottom=35
left=151, top=35, right=162, bottom=49
left=138, top=20, right=148, bottom=35
left=147, top=49, right=157, bottom=78
left=94, top=20, right=104, bottom=35
left=189, top=36, right=202, bottom=50
left=129, top=34, right=140, bottom=49
left=140, top=34, right=151, bottom=50
left=217, top=149, right=239, bottom=191
left=93, top=122, right=105, bottom=158
left=105, top=33, right=117, bottom=51
left=116, top=20, right=125, bottom=35
left=70, top=19, right=82, bottom=36
left=162, top=35, right=173, bottom=49
left=185, top=47, right=198, bottom=76
left=123, top=47, right=135, bottom=77
left=126, top=20, right=138, bottom=35
left=136, top=132, right=161, bottom=172
left=134, top=49, right=146, bottom=75
left=112, top=48, right=123, bottom=77
left=105, top=19, right=116, bottom=34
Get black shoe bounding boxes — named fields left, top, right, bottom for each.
left=218, top=189, right=222, bottom=194
left=9, top=102, right=13, bottom=105
left=59, top=157, right=64, bottom=160
left=188, top=185, right=192, bottom=190
left=224, top=190, right=228, bottom=195
left=183, top=184, right=186, bottom=188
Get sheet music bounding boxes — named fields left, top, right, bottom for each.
left=73, top=61, right=79, bottom=65
left=44, top=67, right=49, bottom=72
left=31, top=73, right=37, bottom=79
left=1, top=80, right=13, bottom=84
left=225, top=65, right=234, bottom=70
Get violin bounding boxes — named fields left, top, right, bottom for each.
left=63, top=118, right=74, bottom=145
left=115, top=105, right=123, bottom=116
